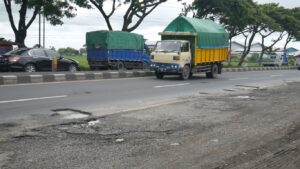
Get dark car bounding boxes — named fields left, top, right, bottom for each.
left=0, top=48, right=79, bottom=72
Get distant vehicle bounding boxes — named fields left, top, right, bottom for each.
left=86, top=30, right=151, bottom=70
left=150, top=16, right=229, bottom=80
left=0, top=48, right=79, bottom=72
left=262, top=53, right=288, bottom=67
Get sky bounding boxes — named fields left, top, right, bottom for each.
left=0, top=0, right=300, bottom=50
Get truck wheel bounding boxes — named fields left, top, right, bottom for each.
left=180, top=65, right=190, bottom=80
left=206, top=64, right=218, bottom=78
left=117, top=61, right=125, bottom=70
left=155, top=72, right=164, bottom=79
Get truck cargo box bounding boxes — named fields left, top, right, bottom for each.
left=86, top=30, right=150, bottom=70
left=161, top=16, right=229, bottom=64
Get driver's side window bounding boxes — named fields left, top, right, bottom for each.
left=181, top=43, right=189, bottom=52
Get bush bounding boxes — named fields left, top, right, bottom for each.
left=289, top=58, right=295, bottom=66
left=247, top=53, right=259, bottom=63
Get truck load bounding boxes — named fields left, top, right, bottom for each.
left=86, top=30, right=151, bottom=70
left=150, top=16, right=229, bottom=80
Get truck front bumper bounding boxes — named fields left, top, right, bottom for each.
left=150, top=62, right=180, bottom=73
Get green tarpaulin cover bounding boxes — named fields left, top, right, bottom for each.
left=86, top=31, right=144, bottom=50
left=163, top=16, right=229, bottom=49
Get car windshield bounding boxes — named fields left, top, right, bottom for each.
left=154, top=41, right=181, bottom=52
left=4, top=48, right=29, bottom=56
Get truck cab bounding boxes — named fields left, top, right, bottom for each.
left=150, top=40, right=192, bottom=80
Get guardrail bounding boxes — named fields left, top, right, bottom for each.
left=0, top=66, right=297, bottom=85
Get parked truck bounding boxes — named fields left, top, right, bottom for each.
left=150, top=16, right=229, bottom=80
left=86, top=30, right=151, bottom=70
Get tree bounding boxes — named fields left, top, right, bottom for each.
left=281, top=7, right=300, bottom=51
left=58, top=47, right=79, bottom=55
left=190, top=0, right=258, bottom=65
left=257, top=3, right=286, bottom=66
left=73, top=0, right=166, bottom=32
left=3, top=0, right=77, bottom=47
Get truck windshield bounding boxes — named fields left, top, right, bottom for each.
left=154, top=41, right=181, bottom=52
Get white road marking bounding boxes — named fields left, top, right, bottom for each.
left=154, top=83, right=190, bottom=88
left=271, top=74, right=283, bottom=77
left=0, top=95, right=68, bottom=104
left=229, top=78, right=249, bottom=81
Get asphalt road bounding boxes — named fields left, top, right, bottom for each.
left=0, top=70, right=300, bottom=123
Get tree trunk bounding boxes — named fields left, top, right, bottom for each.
left=15, top=30, right=27, bottom=48
left=238, top=27, right=258, bottom=66
left=228, top=38, right=232, bottom=66
left=258, top=49, right=265, bottom=66
left=284, top=34, right=292, bottom=52
left=258, top=35, right=265, bottom=66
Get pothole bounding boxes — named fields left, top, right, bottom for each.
left=51, top=109, right=91, bottom=119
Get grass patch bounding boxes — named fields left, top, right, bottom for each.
left=64, top=55, right=90, bottom=70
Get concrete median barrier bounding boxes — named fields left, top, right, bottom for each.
left=0, top=66, right=297, bottom=85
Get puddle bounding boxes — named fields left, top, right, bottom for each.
left=51, top=109, right=91, bottom=119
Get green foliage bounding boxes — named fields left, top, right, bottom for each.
left=79, top=48, right=87, bottom=55
left=192, top=0, right=258, bottom=38
left=289, top=57, right=295, bottom=66
left=229, top=55, right=239, bottom=62
left=58, top=47, right=79, bottom=56
left=63, top=55, right=89, bottom=70
left=247, top=53, right=259, bottom=63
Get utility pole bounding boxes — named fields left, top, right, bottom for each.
left=43, top=12, right=45, bottom=48
left=39, top=12, right=41, bottom=48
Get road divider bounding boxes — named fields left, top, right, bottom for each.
left=0, top=66, right=297, bottom=85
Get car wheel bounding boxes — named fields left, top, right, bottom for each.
left=155, top=72, right=164, bottom=79
left=69, top=64, right=78, bottom=72
left=180, top=65, right=190, bottom=80
left=24, top=63, right=36, bottom=72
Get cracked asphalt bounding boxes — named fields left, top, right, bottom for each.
left=0, top=82, right=300, bottom=169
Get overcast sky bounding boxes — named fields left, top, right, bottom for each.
left=0, top=0, right=300, bottom=50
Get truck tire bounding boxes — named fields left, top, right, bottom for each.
left=206, top=64, right=218, bottom=78
left=117, top=61, right=125, bottom=70
left=155, top=72, right=164, bottom=79
left=180, top=65, right=191, bottom=80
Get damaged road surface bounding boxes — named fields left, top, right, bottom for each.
left=0, top=83, right=300, bottom=169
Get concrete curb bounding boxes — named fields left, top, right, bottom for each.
left=0, top=67, right=297, bottom=85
